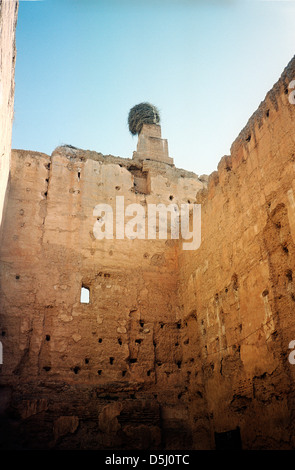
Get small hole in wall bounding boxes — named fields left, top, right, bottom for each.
left=282, top=243, right=289, bottom=253
left=160, top=322, right=164, bottom=329
left=45, top=335, right=50, bottom=342
left=135, top=339, right=142, bottom=344
left=176, top=361, right=182, bottom=369
left=97, top=369, right=102, bottom=375
left=232, top=274, right=239, bottom=291
left=286, top=269, right=293, bottom=281
left=147, top=370, right=151, bottom=376
left=262, top=289, right=269, bottom=297
left=80, top=286, right=90, bottom=303
left=285, top=88, right=289, bottom=95
left=15, top=275, right=20, bottom=280
left=2, top=331, right=6, bottom=337
left=266, top=109, right=270, bottom=118
left=110, top=357, right=114, bottom=365
left=291, top=293, right=295, bottom=302
left=139, top=321, right=144, bottom=328
left=98, top=338, right=102, bottom=343
left=78, top=171, right=81, bottom=181
left=73, top=366, right=80, bottom=374
left=129, top=358, right=137, bottom=364
left=169, top=195, right=174, bottom=201
left=246, top=135, right=251, bottom=142
left=122, top=370, right=127, bottom=377
left=115, top=186, right=120, bottom=191
left=177, top=322, right=181, bottom=329
left=118, top=338, right=122, bottom=346
left=85, top=358, right=89, bottom=364
left=43, top=366, right=51, bottom=372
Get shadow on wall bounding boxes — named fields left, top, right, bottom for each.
left=214, top=427, right=242, bottom=450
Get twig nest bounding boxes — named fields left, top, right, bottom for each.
left=128, top=102, right=160, bottom=135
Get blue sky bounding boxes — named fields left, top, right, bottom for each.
left=12, top=0, right=295, bottom=176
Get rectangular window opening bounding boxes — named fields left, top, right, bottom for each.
left=80, top=286, right=90, bottom=304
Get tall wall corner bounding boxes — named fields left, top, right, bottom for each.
left=0, top=0, right=19, bottom=234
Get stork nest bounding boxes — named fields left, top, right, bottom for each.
left=128, top=102, right=160, bottom=135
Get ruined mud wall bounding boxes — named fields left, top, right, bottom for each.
left=0, top=0, right=18, bottom=231
left=0, top=145, right=205, bottom=449
left=178, top=55, right=295, bottom=449
left=1, top=36, right=295, bottom=449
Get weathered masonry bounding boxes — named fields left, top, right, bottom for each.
left=0, top=0, right=18, bottom=227
left=1, top=3, right=295, bottom=449
left=0, top=126, right=207, bottom=450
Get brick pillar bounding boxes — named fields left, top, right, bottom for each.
left=132, top=124, right=174, bottom=165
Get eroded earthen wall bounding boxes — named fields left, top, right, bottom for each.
left=1, top=45, right=295, bottom=449
left=0, top=0, right=18, bottom=231
left=0, top=145, right=205, bottom=449
left=178, top=55, right=295, bottom=449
